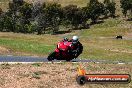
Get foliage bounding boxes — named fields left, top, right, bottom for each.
left=0, top=13, right=13, bottom=32
left=104, top=0, right=116, bottom=17
left=63, top=5, right=80, bottom=29
left=0, top=0, right=127, bottom=34
left=120, top=0, right=132, bottom=18
left=0, top=8, right=3, bottom=15
left=88, top=0, right=105, bottom=23
left=45, top=3, right=62, bottom=34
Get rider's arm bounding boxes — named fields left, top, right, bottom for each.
left=78, top=42, right=83, bottom=53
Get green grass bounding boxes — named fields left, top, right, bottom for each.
left=0, top=38, right=55, bottom=55
left=79, top=38, right=132, bottom=61
left=82, top=19, right=131, bottom=37
left=78, top=18, right=132, bottom=62
left=0, top=0, right=132, bottom=62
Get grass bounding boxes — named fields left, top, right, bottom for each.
left=32, top=63, right=42, bottom=67
left=32, top=72, right=41, bottom=79
left=0, top=38, right=55, bottom=55
left=0, top=18, right=131, bottom=62
left=32, top=71, right=48, bottom=79
left=0, top=0, right=132, bottom=62
left=77, top=18, right=132, bottom=61
left=82, top=18, right=131, bottom=37
left=0, top=33, right=61, bottom=56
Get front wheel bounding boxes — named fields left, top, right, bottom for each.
left=47, top=52, right=56, bottom=61
left=66, top=58, right=73, bottom=62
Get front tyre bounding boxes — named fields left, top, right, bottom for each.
left=47, top=52, right=55, bottom=61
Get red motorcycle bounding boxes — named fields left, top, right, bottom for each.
left=47, top=41, right=79, bottom=61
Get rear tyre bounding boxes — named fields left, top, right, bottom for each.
left=65, top=57, right=73, bottom=61
left=76, top=76, right=86, bottom=85
left=47, top=52, right=55, bottom=61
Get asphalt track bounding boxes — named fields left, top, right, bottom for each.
left=0, top=55, right=131, bottom=64
left=0, top=55, right=97, bottom=62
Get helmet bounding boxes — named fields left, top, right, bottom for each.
left=64, top=37, right=68, bottom=41
left=72, top=36, right=79, bottom=44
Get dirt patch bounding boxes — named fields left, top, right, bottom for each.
left=0, top=63, right=131, bottom=88
left=0, top=46, right=9, bottom=54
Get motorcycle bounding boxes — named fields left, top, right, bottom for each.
left=47, top=41, right=80, bottom=61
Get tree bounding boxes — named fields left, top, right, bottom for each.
left=8, top=0, right=23, bottom=32
left=88, top=0, right=105, bottom=23
left=31, top=2, right=44, bottom=34
left=36, top=13, right=47, bottom=35
left=0, top=13, right=14, bottom=32
left=19, top=2, right=32, bottom=19
left=89, top=0, right=98, bottom=4
left=63, top=5, right=84, bottom=29
left=31, top=1, right=43, bottom=19
left=8, top=0, right=34, bottom=33
left=81, top=7, right=90, bottom=28
left=31, top=2, right=62, bottom=34
left=13, top=0, right=24, bottom=5
left=45, top=3, right=62, bottom=34
left=0, top=8, right=3, bottom=15
left=120, top=0, right=132, bottom=18
left=104, top=0, right=116, bottom=17
left=108, top=1, right=116, bottom=17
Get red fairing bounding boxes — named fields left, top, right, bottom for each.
left=54, top=41, right=72, bottom=58
left=57, top=41, right=72, bottom=51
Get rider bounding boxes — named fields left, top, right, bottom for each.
left=69, top=36, right=83, bottom=58
left=62, top=37, right=69, bottom=42
left=57, top=37, right=68, bottom=48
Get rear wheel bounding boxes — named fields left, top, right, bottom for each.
left=47, top=52, right=56, bottom=61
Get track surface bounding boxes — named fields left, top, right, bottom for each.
left=0, top=55, right=97, bottom=62
left=0, top=55, right=130, bottom=64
